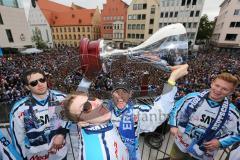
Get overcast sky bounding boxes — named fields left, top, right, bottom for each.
left=51, top=0, right=224, bottom=21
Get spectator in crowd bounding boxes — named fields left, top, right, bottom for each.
left=169, top=73, right=240, bottom=160
left=63, top=91, right=129, bottom=160
left=107, top=64, right=189, bottom=160
left=10, top=68, right=69, bottom=160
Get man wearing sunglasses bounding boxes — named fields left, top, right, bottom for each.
left=10, top=68, right=69, bottom=160
left=63, top=92, right=129, bottom=160
left=108, top=64, right=189, bottom=160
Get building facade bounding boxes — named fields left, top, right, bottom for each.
left=211, top=0, right=240, bottom=49
left=101, top=0, right=129, bottom=48
left=0, top=1, right=32, bottom=51
left=38, top=0, right=101, bottom=48
left=21, top=0, right=54, bottom=48
left=158, top=0, right=204, bottom=45
left=125, top=0, right=160, bottom=46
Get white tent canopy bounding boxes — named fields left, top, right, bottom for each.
left=20, top=48, right=43, bottom=54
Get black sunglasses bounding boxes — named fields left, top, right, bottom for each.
left=29, top=78, right=46, bottom=87
left=78, top=96, right=96, bottom=121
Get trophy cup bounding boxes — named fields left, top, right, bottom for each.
left=78, top=23, right=188, bottom=91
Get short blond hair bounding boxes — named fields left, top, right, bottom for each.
left=63, top=91, right=88, bottom=122
left=214, top=73, right=239, bottom=88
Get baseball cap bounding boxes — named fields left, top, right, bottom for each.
left=112, top=79, right=131, bottom=93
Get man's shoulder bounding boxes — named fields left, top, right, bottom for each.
left=229, top=103, right=240, bottom=116
left=50, top=90, right=66, bottom=98
left=11, top=97, right=29, bottom=113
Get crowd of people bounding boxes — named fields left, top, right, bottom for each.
left=0, top=47, right=239, bottom=109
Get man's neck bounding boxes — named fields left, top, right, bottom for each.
left=32, top=91, right=49, bottom=100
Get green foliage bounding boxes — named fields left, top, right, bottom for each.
left=32, top=28, right=48, bottom=49
left=196, top=14, right=215, bottom=41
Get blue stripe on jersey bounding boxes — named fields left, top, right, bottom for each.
left=0, top=130, right=22, bottom=160
left=220, top=135, right=240, bottom=148
left=82, top=129, right=104, bottom=160
left=101, top=132, right=110, bottom=160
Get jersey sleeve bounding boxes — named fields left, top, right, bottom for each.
left=168, top=92, right=198, bottom=127
left=218, top=105, right=240, bottom=148
left=9, top=102, right=27, bottom=159
left=137, top=83, right=178, bottom=133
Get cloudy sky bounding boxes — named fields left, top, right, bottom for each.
left=51, top=0, right=224, bottom=21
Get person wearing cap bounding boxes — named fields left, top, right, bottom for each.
left=107, top=64, right=189, bottom=160
left=63, top=91, right=129, bottom=160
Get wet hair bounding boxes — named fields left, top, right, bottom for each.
left=22, top=68, right=46, bottom=85
left=63, top=91, right=88, bottom=122
left=214, top=73, right=239, bottom=88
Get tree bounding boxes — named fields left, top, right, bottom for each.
left=196, top=14, right=215, bottom=42
left=32, top=27, right=48, bottom=49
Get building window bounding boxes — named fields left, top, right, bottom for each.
left=68, top=28, right=71, bottom=32
left=195, top=10, right=200, bottom=17
left=65, top=35, right=67, bottom=39
left=73, top=27, right=75, bottom=32
left=6, top=29, right=14, bottom=42
left=140, top=34, right=144, bottom=39
left=150, top=19, right=154, bottom=24
left=142, top=14, right=146, bottom=19
left=175, top=12, right=178, bottom=17
left=151, top=8, right=155, bottom=14
left=87, top=27, right=90, bottom=32
left=136, top=34, right=140, bottom=39
left=143, top=3, right=147, bottom=9
left=56, top=28, right=58, bottom=32
left=230, top=21, right=240, bottom=27
left=192, top=0, right=197, bottom=5
left=61, top=35, right=63, bottom=39
left=141, top=24, right=145, bottom=29
left=133, top=4, right=137, bottom=10
left=188, top=23, right=192, bottom=28
left=132, top=24, right=136, bottom=29
left=64, top=27, right=66, bottom=32
left=128, top=34, right=131, bottom=38
left=137, top=14, right=141, bottom=20
left=46, top=29, right=49, bottom=42
left=149, top=29, right=153, bottom=34
left=82, top=27, right=85, bottom=32
left=187, top=0, right=191, bottom=5
left=190, top=11, right=194, bottom=17
left=138, top=4, right=143, bottom=10
left=128, top=15, right=132, bottom=20
left=159, top=23, right=163, bottom=28
left=230, top=22, right=236, bottom=27
left=137, top=24, right=141, bottom=29
left=170, top=12, right=173, bottom=17
left=234, top=9, right=240, bottom=16
left=0, top=13, right=3, bottom=25
left=160, top=12, right=164, bottom=18
left=225, top=34, right=237, bottom=41
left=181, top=0, right=186, bottom=6
left=183, top=23, right=186, bottom=27
left=132, top=34, right=135, bottom=38
left=78, top=27, right=80, bottom=32
left=165, top=12, right=169, bottom=18
left=193, top=22, right=198, bottom=28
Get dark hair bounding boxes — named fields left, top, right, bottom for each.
left=22, top=68, right=46, bottom=85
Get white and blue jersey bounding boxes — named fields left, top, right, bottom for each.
left=0, top=129, right=21, bottom=160
left=79, top=121, right=129, bottom=160
left=10, top=90, right=70, bottom=160
left=109, top=83, right=178, bottom=160
left=169, top=92, right=240, bottom=159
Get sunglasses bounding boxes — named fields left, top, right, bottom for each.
left=78, top=96, right=96, bottom=121
left=28, top=78, right=46, bottom=87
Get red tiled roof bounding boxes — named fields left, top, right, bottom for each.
left=38, top=0, right=97, bottom=26
left=51, top=9, right=96, bottom=26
